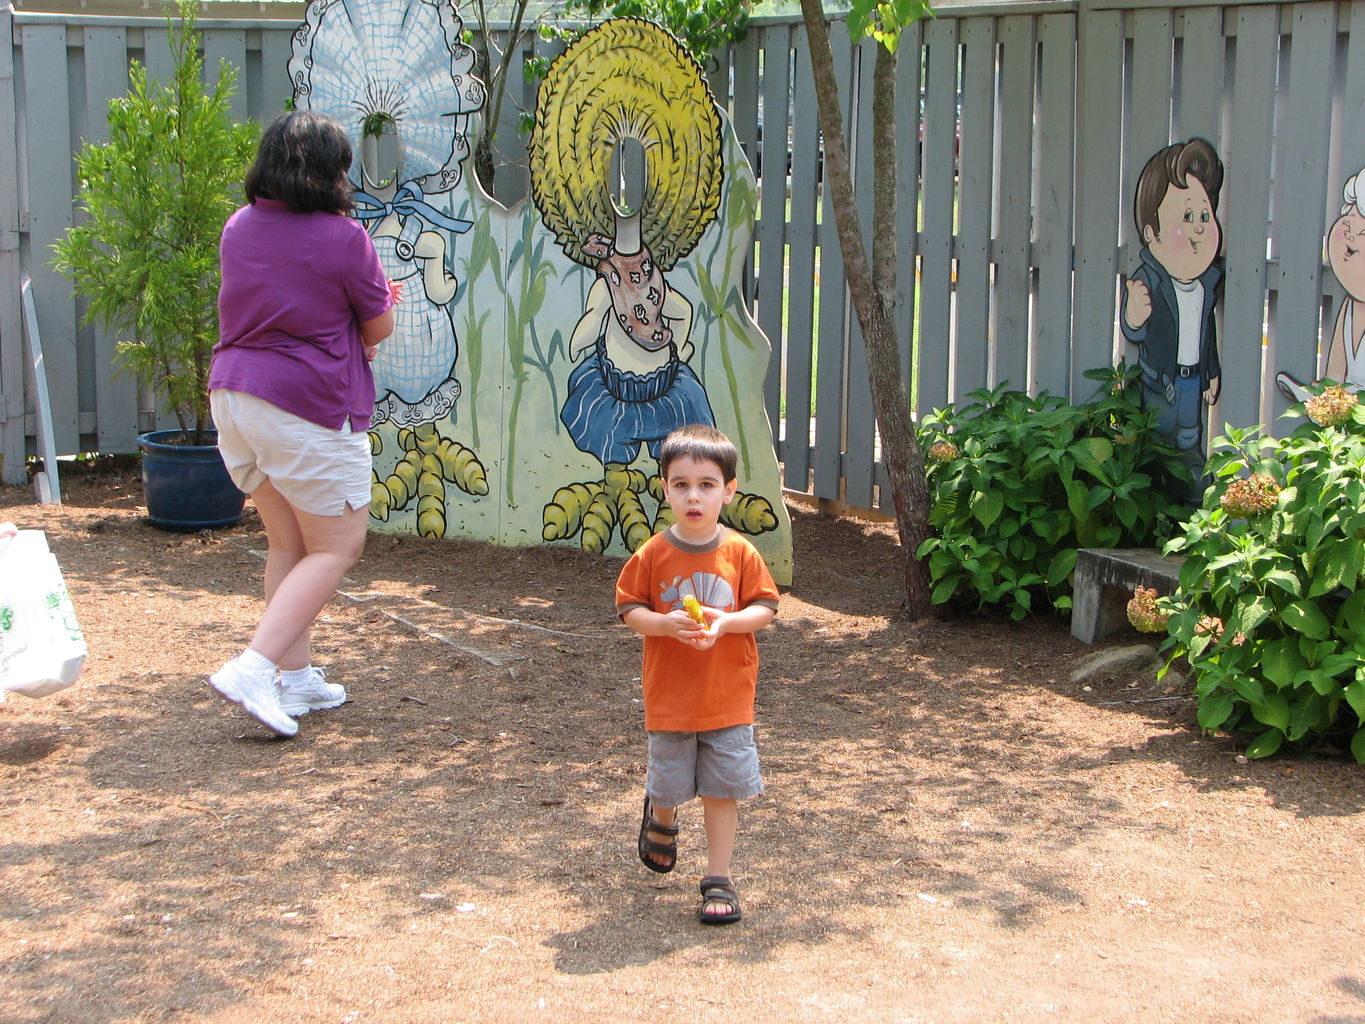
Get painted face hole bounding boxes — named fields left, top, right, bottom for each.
left=611, top=137, right=646, bottom=216
left=360, top=112, right=401, bottom=191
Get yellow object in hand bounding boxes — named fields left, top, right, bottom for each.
left=682, top=595, right=706, bottom=625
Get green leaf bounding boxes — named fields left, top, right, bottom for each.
left=1352, top=729, right=1365, bottom=764
left=1261, top=641, right=1306, bottom=689
left=1344, top=680, right=1365, bottom=721
left=930, top=577, right=960, bottom=605
left=1280, top=600, right=1332, bottom=640
left=1244, top=729, right=1284, bottom=760
left=1227, top=594, right=1272, bottom=635
left=1261, top=569, right=1304, bottom=597
left=1197, top=692, right=1235, bottom=730
left=1287, top=693, right=1328, bottom=741
left=1249, top=693, right=1289, bottom=732
left=972, top=489, right=1004, bottom=529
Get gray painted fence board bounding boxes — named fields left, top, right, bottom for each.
left=955, top=16, right=995, bottom=403
left=1071, top=9, right=1123, bottom=396
left=1271, top=3, right=1336, bottom=423
left=781, top=30, right=817, bottom=488
left=1035, top=12, right=1078, bottom=397
left=752, top=25, right=784, bottom=437
left=1129, top=8, right=1175, bottom=190
left=82, top=24, right=139, bottom=453
left=1219, top=5, right=1279, bottom=432
left=203, top=27, right=248, bottom=124
left=1176, top=6, right=1223, bottom=141
left=843, top=37, right=878, bottom=509
left=142, top=25, right=172, bottom=82
left=21, top=23, right=78, bottom=452
left=812, top=21, right=853, bottom=502
left=892, top=16, right=923, bottom=399
left=995, top=14, right=1036, bottom=391
left=1, top=3, right=23, bottom=482
left=1343, top=7, right=1365, bottom=178
left=257, top=25, right=293, bottom=120
left=916, top=15, right=957, bottom=416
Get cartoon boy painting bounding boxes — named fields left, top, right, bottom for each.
left=1121, top=139, right=1225, bottom=490
left=1276, top=166, right=1365, bottom=401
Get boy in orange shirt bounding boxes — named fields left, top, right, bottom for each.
left=615, top=424, right=780, bottom=924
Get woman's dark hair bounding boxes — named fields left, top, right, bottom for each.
left=245, top=110, right=355, bottom=214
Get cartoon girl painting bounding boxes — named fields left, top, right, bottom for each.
left=1277, top=167, right=1365, bottom=400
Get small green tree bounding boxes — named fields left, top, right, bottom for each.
left=52, top=0, right=258, bottom=444
left=798, top=0, right=937, bottom=616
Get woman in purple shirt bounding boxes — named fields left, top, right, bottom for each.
left=207, top=111, right=401, bottom=737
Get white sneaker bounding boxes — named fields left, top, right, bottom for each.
left=277, top=667, right=346, bottom=717
left=210, top=659, right=298, bottom=737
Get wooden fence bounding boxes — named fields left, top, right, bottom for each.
left=2, top=0, right=1361, bottom=515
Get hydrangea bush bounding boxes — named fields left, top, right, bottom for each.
left=1156, top=384, right=1365, bottom=760
left=917, top=363, right=1190, bottom=619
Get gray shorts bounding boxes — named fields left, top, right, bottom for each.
left=646, top=724, right=763, bottom=806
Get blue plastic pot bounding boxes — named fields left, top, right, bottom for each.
left=138, top=430, right=246, bottom=531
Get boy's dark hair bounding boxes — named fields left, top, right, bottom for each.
left=1133, top=138, right=1223, bottom=241
left=245, top=111, right=355, bottom=215
left=659, top=424, right=738, bottom=483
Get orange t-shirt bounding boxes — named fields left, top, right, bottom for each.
left=616, top=527, right=780, bottom=732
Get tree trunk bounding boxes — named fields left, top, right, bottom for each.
left=798, top=0, right=936, bottom=619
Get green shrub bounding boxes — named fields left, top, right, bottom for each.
left=1157, top=384, right=1365, bottom=761
left=917, top=363, right=1190, bottom=619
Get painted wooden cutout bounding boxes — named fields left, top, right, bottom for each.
left=1276, top=168, right=1365, bottom=401
left=529, top=19, right=779, bottom=554
left=285, top=2, right=792, bottom=582
left=1120, top=139, right=1225, bottom=494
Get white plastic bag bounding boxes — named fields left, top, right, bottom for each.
left=0, top=522, right=87, bottom=700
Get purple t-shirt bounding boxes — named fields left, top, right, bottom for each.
left=209, top=198, right=392, bottom=430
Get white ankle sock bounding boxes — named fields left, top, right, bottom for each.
left=279, top=666, right=313, bottom=688
left=237, top=648, right=276, bottom=675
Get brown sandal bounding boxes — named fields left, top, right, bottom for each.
left=698, top=875, right=741, bottom=924
left=637, top=794, right=679, bottom=874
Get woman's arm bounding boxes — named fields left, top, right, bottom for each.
left=360, top=279, right=405, bottom=348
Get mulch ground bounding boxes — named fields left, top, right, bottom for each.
left=1, top=464, right=1363, bottom=1024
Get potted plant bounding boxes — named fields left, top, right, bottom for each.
left=52, top=0, right=259, bottom=530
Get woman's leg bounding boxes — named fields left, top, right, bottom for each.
left=250, top=480, right=309, bottom=670
left=247, top=481, right=369, bottom=667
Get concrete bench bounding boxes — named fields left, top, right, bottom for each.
left=1071, top=547, right=1185, bottom=644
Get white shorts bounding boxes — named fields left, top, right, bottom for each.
left=210, top=389, right=372, bottom=516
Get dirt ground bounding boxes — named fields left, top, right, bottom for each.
left=1, top=463, right=1363, bottom=1024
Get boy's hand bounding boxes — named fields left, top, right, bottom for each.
left=665, top=607, right=709, bottom=646
left=684, top=604, right=725, bottom=650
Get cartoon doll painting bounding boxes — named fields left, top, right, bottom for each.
left=288, top=0, right=490, bottom=537
left=1276, top=167, right=1365, bottom=401
left=1120, top=139, right=1225, bottom=495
